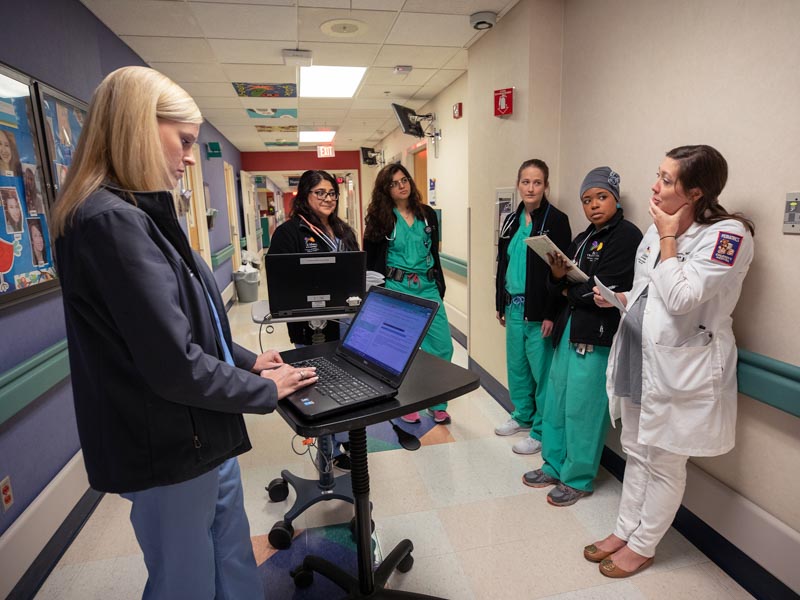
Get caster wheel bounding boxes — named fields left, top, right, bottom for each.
left=290, top=566, right=313, bottom=588
left=349, top=516, right=375, bottom=535
left=268, top=520, right=294, bottom=550
left=397, top=553, right=414, bottom=573
left=266, top=478, right=289, bottom=502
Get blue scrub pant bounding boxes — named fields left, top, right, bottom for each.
left=122, top=458, right=263, bottom=600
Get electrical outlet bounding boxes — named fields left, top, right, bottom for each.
left=1, top=476, right=13, bottom=512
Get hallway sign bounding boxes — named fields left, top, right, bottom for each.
left=494, top=88, right=514, bottom=117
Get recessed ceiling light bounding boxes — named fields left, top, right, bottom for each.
left=299, top=131, right=336, bottom=143
left=300, top=66, right=366, bottom=98
left=320, top=18, right=367, bottom=38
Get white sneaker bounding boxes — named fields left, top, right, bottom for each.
left=512, top=437, right=542, bottom=455
left=494, top=418, right=529, bottom=436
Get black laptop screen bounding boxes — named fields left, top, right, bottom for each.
left=340, top=290, right=435, bottom=377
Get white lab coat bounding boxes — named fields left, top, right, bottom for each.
left=606, top=219, right=754, bottom=456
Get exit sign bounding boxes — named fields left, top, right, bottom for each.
left=317, top=145, right=335, bottom=158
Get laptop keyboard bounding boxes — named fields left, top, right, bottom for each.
left=292, top=357, right=379, bottom=405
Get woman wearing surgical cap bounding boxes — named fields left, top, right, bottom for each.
left=585, top=145, right=754, bottom=577
left=523, top=166, right=642, bottom=507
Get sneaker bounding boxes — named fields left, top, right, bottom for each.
left=332, top=453, right=351, bottom=472
left=401, top=412, right=421, bottom=424
left=522, top=468, right=559, bottom=488
left=427, top=409, right=451, bottom=424
left=512, top=437, right=542, bottom=455
left=494, top=418, right=530, bottom=436
left=547, top=483, right=592, bottom=507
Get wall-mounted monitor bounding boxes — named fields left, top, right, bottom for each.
left=360, top=146, right=378, bottom=166
left=391, top=103, right=424, bottom=138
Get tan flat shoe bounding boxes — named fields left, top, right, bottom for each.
left=599, top=556, right=654, bottom=578
left=583, top=543, right=615, bottom=563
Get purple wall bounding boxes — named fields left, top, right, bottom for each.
left=0, top=0, right=241, bottom=536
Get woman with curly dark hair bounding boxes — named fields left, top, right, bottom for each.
left=363, top=163, right=453, bottom=424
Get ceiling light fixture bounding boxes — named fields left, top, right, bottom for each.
left=282, top=49, right=313, bottom=67
left=300, top=66, right=366, bottom=98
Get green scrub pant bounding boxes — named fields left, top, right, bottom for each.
left=504, top=302, right=553, bottom=441
left=541, top=319, right=610, bottom=492
left=386, top=276, right=453, bottom=411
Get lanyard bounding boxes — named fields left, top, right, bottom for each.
left=299, top=215, right=339, bottom=251
left=387, top=214, right=430, bottom=242
left=500, top=202, right=550, bottom=239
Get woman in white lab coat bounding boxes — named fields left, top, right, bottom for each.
left=584, top=145, right=754, bottom=578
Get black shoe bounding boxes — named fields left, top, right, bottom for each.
left=332, top=453, right=351, bottom=471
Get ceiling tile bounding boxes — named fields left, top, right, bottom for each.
left=387, top=13, right=476, bottom=47
left=199, top=108, right=254, bottom=125
left=298, top=8, right=397, bottom=45
left=298, top=108, right=349, bottom=120
left=443, top=49, right=468, bottom=70
left=350, top=0, right=405, bottom=9
left=346, top=107, right=393, bottom=119
left=150, top=62, right=229, bottom=83
left=120, top=36, right=216, bottom=63
left=80, top=0, right=205, bottom=37
left=221, top=64, right=298, bottom=83
left=357, top=84, right=419, bottom=100
left=189, top=2, right=296, bottom=40
left=298, top=98, right=352, bottom=109
left=374, top=45, right=459, bottom=69
left=239, top=97, right=299, bottom=109
left=180, top=82, right=239, bottom=97
left=364, top=67, right=435, bottom=86
left=194, top=97, right=245, bottom=109
left=401, top=0, right=513, bottom=16
left=193, top=0, right=294, bottom=4
left=207, top=39, right=287, bottom=64
left=301, top=42, right=381, bottom=67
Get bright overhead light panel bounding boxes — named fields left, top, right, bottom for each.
left=299, top=131, right=336, bottom=143
left=300, top=66, right=366, bottom=98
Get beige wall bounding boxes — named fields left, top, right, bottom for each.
left=559, top=0, right=800, bottom=532
left=467, top=0, right=565, bottom=381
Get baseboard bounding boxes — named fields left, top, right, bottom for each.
left=600, top=449, right=798, bottom=599
left=221, top=281, right=235, bottom=310
left=0, top=451, right=91, bottom=599
left=449, top=324, right=467, bottom=349
left=467, top=356, right=512, bottom=412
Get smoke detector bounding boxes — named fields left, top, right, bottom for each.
left=282, top=49, right=313, bottom=67
left=470, top=11, right=497, bottom=30
left=393, top=65, right=413, bottom=75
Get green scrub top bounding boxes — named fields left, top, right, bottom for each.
left=505, top=217, right=532, bottom=295
left=386, top=208, right=434, bottom=274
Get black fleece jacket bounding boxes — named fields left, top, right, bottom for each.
left=547, top=210, right=642, bottom=347
left=363, top=204, right=446, bottom=298
left=56, top=186, right=278, bottom=493
left=495, top=198, right=572, bottom=321
left=268, top=216, right=360, bottom=345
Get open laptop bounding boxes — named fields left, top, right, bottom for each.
left=285, top=286, right=439, bottom=420
left=265, top=251, right=366, bottom=317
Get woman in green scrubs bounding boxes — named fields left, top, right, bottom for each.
left=364, top=163, right=453, bottom=424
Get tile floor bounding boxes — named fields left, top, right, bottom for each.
left=35, top=281, right=753, bottom=599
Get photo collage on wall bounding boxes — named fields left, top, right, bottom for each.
left=0, top=64, right=86, bottom=305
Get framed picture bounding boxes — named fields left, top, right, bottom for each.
left=34, top=82, right=87, bottom=198
left=0, top=63, right=59, bottom=307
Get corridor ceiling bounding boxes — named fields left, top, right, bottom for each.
left=80, top=0, right=520, bottom=153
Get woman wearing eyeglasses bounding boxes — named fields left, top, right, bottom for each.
left=269, top=169, right=360, bottom=469
left=270, top=169, right=360, bottom=347
left=363, top=163, right=453, bottom=425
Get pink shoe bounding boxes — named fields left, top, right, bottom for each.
left=428, top=409, right=451, bottom=424
left=401, top=412, right=420, bottom=424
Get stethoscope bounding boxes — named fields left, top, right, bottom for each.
left=299, top=215, right=341, bottom=251
left=385, top=214, right=432, bottom=244
left=499, top=202, right=551, bottom=239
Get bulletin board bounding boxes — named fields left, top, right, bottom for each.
left=0, top=62, right=88, bottom=308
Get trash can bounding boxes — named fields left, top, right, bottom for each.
left=233, top=270, right=259, bottom=303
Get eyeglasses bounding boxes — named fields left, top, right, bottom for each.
left=310, top=189, right=338, bottom=200
left=388, top=177, right=409, bottom=189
